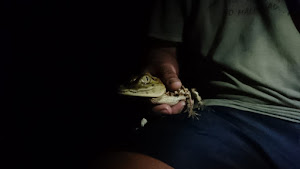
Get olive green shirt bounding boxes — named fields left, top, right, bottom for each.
left=149, top=0, right=300, bottom=122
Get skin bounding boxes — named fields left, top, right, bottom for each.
left=91, top=152, right=174, bottom=169
left=145, top=47, right=186, bottom=115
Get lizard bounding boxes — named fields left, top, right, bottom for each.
left=118, top=72, right=203, bottom=118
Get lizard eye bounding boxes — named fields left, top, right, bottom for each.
left=140, top=75, right=151, bottom=84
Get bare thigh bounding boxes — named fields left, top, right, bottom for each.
left=91, top=151, right=174, bottom=169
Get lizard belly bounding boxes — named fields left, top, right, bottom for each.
left=150, top=94, right=186, bottom=105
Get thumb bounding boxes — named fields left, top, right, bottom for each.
left=159, top=64, right=182, bottom=91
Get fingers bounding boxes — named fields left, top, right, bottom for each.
left=158, top=63, right=182, bottom=91
left=149, top=64, right=184, bottom=115
left=152, top=101, right=186, bottom=115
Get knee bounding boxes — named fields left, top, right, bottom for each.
left=90, top=151, right=174, bottom=169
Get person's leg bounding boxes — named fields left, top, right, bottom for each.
left=93, top=106, right=300, bottom=169
left=92, top=152, right=173, bottom=169
left=223, top=106, right=300, bottom=169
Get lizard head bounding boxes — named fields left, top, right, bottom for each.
left=118, top=72, right=166, bottom=97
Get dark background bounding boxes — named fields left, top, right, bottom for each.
left=3, top=1, right=152, bottom=168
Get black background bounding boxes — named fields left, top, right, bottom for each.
left=3, top=1, right=152, bottom=168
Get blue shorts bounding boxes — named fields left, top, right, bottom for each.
left=127, top=106, right=300, bottom=169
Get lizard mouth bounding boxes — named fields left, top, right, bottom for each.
left=118, top=86, right=165, bottom=97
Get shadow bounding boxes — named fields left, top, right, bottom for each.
left=8, top=1, right=152, bottom=168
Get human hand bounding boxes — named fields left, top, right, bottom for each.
left=145, top=49, right=186, bottom=115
